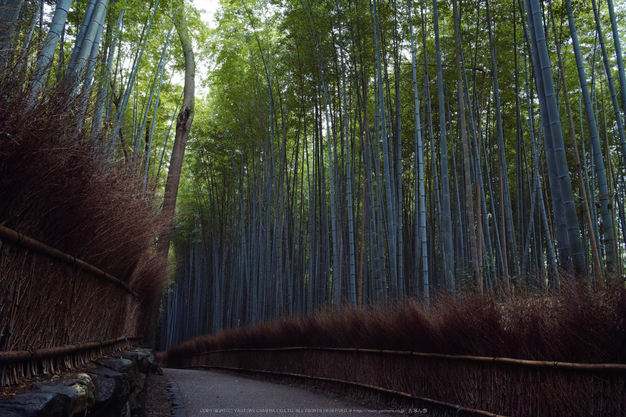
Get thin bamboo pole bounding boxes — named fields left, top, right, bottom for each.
left=0, top=226, right=139, bottom=299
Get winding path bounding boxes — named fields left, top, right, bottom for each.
left=164, top=368, right=406, bottom=417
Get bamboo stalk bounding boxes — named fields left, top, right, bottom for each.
left=0, top=225, right=139, bottom=299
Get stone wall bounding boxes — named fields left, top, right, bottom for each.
left=0, top=347, right=156, bottom=417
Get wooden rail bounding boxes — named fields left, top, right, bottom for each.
left=172, top=346, right=626, bottom=415
left=0, top=336, right=142, bottom=363
left=186, top=346, right=626, bottom=372
left=0, top=225, right=139, bottom=299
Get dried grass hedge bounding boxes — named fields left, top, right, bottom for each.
left=0, top=64, right=170, bottom=382
left=161, top=283, right=626, bottom=415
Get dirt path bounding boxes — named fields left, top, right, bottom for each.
left=163, top=368, right=404, bottom=417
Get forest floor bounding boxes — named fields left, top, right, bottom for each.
left=146, top=371, right=174, bottom=417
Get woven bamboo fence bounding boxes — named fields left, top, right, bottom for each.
left=168, top=347, right=626, bottom=416
left=0, top=226, right=143, bottom=385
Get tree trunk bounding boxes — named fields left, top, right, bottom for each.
left=0, top=0, right=24, bottom=67
left=149, top=8, right=195, bottom=348
left=454, top=0, right=480, bottom=293
left=26, top=0, right=73, bottom=109
left=433, top=0, right=455, bottom=291
left=408, top=0, right=429, bottom=303
left=526, top=0, right=584, bottom=277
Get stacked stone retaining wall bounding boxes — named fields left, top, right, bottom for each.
left=0, top=347, right=157, bottom=417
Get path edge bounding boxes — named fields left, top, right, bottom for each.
left=166, top=375, right=188, bottom=417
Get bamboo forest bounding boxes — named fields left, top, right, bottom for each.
left=1, top=0, right=626, bottom=351
left=161, top=0, right=626, bottom=349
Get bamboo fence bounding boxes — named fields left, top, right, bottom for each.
left=0, top=336, right=141, bottom=385
left=168, top=347, right=626, bottom=416
left=0, top=226, right=144, bottom=385
left=0, top=226, right=138, bottom=298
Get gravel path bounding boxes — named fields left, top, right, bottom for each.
left=163, top=368, right=406, bottom=417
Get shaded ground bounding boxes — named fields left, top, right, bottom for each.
left=163, top=368, right=416, bottom=417
left=146, top=371, right=173, bottom=417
